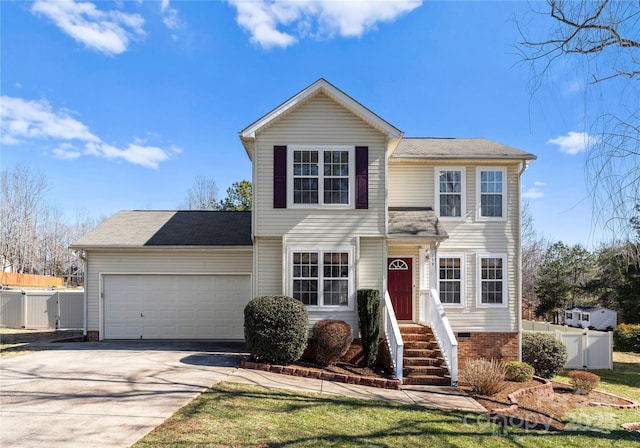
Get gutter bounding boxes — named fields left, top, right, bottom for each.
left=517, top=159, right=530, bottom=361
left=78, top=250, right=88, bottom=341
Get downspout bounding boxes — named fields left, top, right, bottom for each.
left=517, top=160, right=531, bottom=360
left=79, top=250, right=88, bottom=341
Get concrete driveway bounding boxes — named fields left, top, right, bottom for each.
left=0, top=340, right=247, bottom=448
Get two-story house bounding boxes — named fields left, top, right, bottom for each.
left=71, top=79, right=536, bottom=386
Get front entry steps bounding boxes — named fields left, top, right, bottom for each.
left=400, top=324, right=451, bottom=386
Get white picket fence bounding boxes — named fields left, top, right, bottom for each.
left=0, top=290, right=84, bottom=330
left=523, top=320, right=613, bottom=370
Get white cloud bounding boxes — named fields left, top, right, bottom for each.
left=1, top=95, right=177, bottom=169
left=31, top=0, right=145, bottom=56
left=523, top=187, right=544, bottom=199
left=52, top=143, right=82, bottom=160
left=0, top=96, right=99, bottom=143
left=547, top=131, right=600, bottom=155
left=160, top=0, right=184, bottom=37
left=228, top=0, right=422, bottom=49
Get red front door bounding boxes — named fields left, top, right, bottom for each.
left=388, top=257, right=413, bottom=320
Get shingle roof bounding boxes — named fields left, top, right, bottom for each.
left=392, top=138, right=537, bottom=160
left=70, top=211, right=252, bottom=249
left=388, top=208, right=448, bottom=240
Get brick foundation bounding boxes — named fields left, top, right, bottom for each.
left=456, top=332, right=519, bottom=366
left=86, top=331, right=100, bottom=341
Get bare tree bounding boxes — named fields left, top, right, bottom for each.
left=180, top=176, right=219, bottom=210
left=518, top=0, right=640, bottom=249
left=0, top=165, right=49, bottom=274
left=521, top=202, right=548, bottom=319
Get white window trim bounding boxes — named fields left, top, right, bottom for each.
left=287, top=246, right=355, bottom=311
left=437, top=253, right=466, bottom=308
left=435, top=166, right=466, bottom=220
left=475, top=167, right=507, bottom=221
left=287, top=145, right=355, bottom=209
left=476, top=253, right=508, bottom=308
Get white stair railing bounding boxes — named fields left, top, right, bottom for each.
left=383, top=290, right=404, bottom=383
left=420, top=288, right=458, bottom=386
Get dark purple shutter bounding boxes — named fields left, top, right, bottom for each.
left=274, top=146, right=287, bottom=208
left=355, top=146, right=368, bottom=209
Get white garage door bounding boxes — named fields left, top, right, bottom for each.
left=103, top=274, right=251, bottom=340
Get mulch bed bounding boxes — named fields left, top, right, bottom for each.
left=466, top=379, right=638, bottom=431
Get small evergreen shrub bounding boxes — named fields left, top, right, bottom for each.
left=613, top=324, right=640, bottom=353
left=312, top=320, right=354, bottom=366
left=504, top=361, right=535, bottom=382
left=357, top=289, right=380, bottom=367
left=244, top=295, right=308, bottom=364
left=461, top=358, right=506, bottom=396
left=521, top=332, right=568, bottom=379
left=568, top=370, right=600, bottom=395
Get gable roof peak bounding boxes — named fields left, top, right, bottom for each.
left=239, top=78, right=402, bottom=160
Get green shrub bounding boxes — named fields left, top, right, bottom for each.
left=504, top=361, right=535, bottom=382
left=568, top=370, right=600, bottom=395
left=613, top=324, right=640, bottom=353
left=461, top=358, right=506, bottom=396
left=357, top=289, right=380, bottom=367
left=313, top=320, right=354, bottom=366
left=244, top=295, right=308, bottom=364
left=521, top=332, right=568, bottom=379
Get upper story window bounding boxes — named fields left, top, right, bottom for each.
left=438, top=254, right=465, bottom=306
left=435, top=167, right=466, bottom=219
left=290, top=248, right=353, bottom=308
left=289, top=145, right=354, bottom=208
left=477, top=254, right=507, bottom=307
left=477, top=167, right=507, bottom=220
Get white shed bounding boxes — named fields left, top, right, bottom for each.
left=565, top=306, right=617, bottom=331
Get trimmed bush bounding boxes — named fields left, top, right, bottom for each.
left=461, top=358, right=506, bottom=396
left=244, top=295, right=308, bottom=364
left=504, top=361, right=535, bottom=382
left=568, top=370, right=600, bottom=395
left=357, top=289, right=380, bottom=367
left=521, top=332, right=568, bottom=379
left=313, top=320, right=354, bottom=366
left=613, top=324, right=640, bottom=353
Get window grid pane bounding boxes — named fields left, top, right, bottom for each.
left=323, top=151, right=349, bottom=204
left=323, top=252, right=349, bottom=305
left=439, top=257, right=461, bottom=304
left=293, top=252, right=318, bottom=305
left=439, top=171, right=462, bottom=217
left=481, top=257, right=503, bottom=304
left=293, top=151, right=319, bottom=204
left=480, top=170, right=503, bottom=217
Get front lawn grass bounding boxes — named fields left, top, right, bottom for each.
left=554, top=351, right=640, bottom=432
left=133, top=382, right=639, bottom=447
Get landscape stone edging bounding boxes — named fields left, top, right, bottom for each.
left=240, top=359, right=402, bottom=390
left=490, top=377, right=640, bottom=416
left=491, top=377, right=552, bottom=415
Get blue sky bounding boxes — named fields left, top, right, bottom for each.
left=1, top=0, right=611, bottom=247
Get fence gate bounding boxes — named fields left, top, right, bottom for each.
left=0, top=291, right=84, bottom=330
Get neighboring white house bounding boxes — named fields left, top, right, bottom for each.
left=565, top=306, right=617, bottom=331
left=71, top=79, right=536, bottom=383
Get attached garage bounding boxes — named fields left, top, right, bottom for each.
left=103, top=274, right=251, bottom=339
left=71, top=211, right=254, bottom=341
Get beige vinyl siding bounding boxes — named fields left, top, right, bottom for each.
left=84, top=249, right=253, bottom=332
left=388, top=160, right=521, bottom=332
left=388, top=162, right=434, bottom=207
left=358, top=237, right=385, bottom=292
left=254, top=237, right=282, bottom=297
left=253, top=91, right=387, bottom=238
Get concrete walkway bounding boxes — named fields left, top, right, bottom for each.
left=0, top=341, right=484, bottom=448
